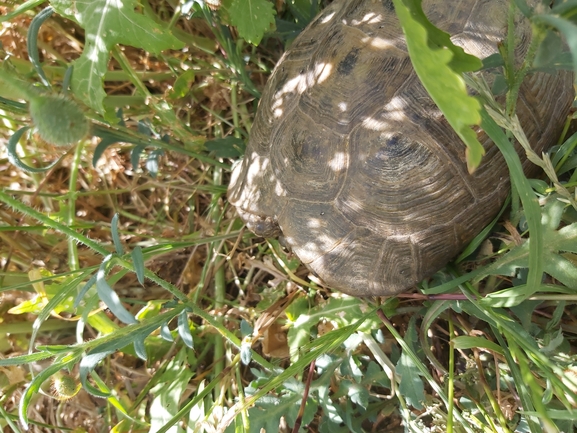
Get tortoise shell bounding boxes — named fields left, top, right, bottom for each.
left=228, top=0, right=574, bottom=296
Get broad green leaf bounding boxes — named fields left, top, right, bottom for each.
left=392, top=0, right=484, bottom=172
left=396, top=351, right=425, bottom=410
left=49, top=0, right=184, bottom=112
left=532, top=13, right=577, bottom=86
left=205, top=136, right=245, bottom=158
left=396, top=316, right=425, bottom=410
left=341, top=380, right=369, bottom=410
left=248, top=388, right=314, bottom=433
left=229, top=0, right=276, bottom=45
left=150, top=349, right=194, bottom=433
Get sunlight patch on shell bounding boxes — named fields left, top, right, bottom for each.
left=349, top=12, right=383, bottom=26
left=271, top=62, right=334, bottom=118
left=320, top=11, right=336, bottom=24
left=362, top=96, right=408, bottom=131
left=328, top=151, right=348, bottom=172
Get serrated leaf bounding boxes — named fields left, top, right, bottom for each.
left=0, top=351, right=55, bottom=367
left=49, top=0, right=184, bottom=112
left=396, top=351, right=425, bottom=410
left=392, top=0, right=484, bottom=172
left=532, top=14, right=577, bottom=86
left=229, top=0, right=276, bottom=45
left=249, top=389, right=313, bottom=432
left=150, top=349, right=194, bottom=432
left=342, top=380, right=369, bottom=410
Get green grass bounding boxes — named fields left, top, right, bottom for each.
left=0, top=1, right=577, bottom=432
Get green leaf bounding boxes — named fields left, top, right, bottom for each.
left=169, top=69, right=195, bottom=99
left=532, top=13, right=577, bottom=86
left=0, top=351, right=55, bottom=367
left=205, top=136, right=245, bottom=158
left=49, top=0, right=184, bottom=112
left=248, top=386, right=314, bottom=433
left=79, top=350, right=115, bottom=397
left=150, top=349, right=194, bottom=433
left=229, top=0, right=276, bottom=45
left=480, top=109, right=544, bottom=301
left=396, top=351, right=425, bottom=410
left=20, top=359, right=77, bottom=426
left=131, top=246, right=145, bottom=285
left=7, top=126, right=65, bottom=173
left=133, top=337, right=147, bottom=360
left=96, top=256, right=138, bottom=325
left=396, top=316, right=425, bottom=410
left=110, top=213, right=123, bottom=255
left=391, top=0, right=484, bottom=172
left=160, top=323, right=174, bottom=342
left=341, top=380, right=369, bottom=410
left=451, top=336, right=504, bottom=355
left=27, top=7, right=53, bottom=87
left=177, top=309, right=194, bottom=349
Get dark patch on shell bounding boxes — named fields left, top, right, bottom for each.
left=337, top=48, right=360, bottom=75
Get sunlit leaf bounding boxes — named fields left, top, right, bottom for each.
left=49, top=0, right=184, bottom=112
left=177, top=310, right=194, bottom=349
left=229, top=0, right=276, bottom=45
left=96, top=256, right=137, bottom=325
left=392, top=0, right=484, bottom=172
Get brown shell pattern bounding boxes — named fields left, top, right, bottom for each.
left=228, top=0, right=574, bottom=297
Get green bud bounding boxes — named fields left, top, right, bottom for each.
left=28, top=94, right=89, bottom=147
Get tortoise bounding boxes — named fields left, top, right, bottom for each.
left=228, top=0, right=574, bottom=297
